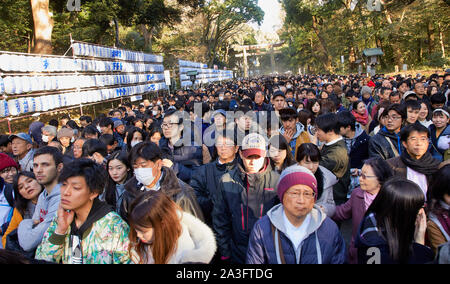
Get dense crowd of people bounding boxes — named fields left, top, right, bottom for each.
left=0, top=71, right=449, bottom=264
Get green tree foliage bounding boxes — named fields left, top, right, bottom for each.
left=280, top=0, right=450, bottom=73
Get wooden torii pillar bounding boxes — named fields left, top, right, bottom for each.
left=234, top=42, right=284, bottom=78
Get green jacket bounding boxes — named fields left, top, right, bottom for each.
left=320, top=139, right=351, bottom=205
left=35, top=210, right=131, bottom=264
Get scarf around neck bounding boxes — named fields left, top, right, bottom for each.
left=352, top=109, right=370, bottom=126
left=400, top=150, right=440, bottom=176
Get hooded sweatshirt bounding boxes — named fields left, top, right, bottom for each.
left=17, top=183, right=61, bottom=252
left=246, top=204, right=346, bottom=264
left=36, top=199, right=131, bottom=264
left=279, top=123, right=311, bottom=158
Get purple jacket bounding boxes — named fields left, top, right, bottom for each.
left=332, top=187, right=366, bottom=264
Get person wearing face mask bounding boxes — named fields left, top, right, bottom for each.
left=120, top=142, right=203, bottom=223
left=41, top=126, right=57, bottom=146
left=151, top=105, right=163, bottom=127
left=125, top=127, right=147, bottom=152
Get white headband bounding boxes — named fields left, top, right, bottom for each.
left=433, top=109, right=450, bottom=118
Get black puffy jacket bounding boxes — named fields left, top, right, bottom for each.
left=190, top=158, right=238, bottom=227
left=119, top=166, right=204, bottom=223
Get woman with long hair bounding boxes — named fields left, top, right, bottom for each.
left=268, top=135, right=296, bottom=174
left=2, top=172, right=43, bottom=249
left=128, top=190, right=216, bottom=264
left=296, top=143, right=337, bottom=217
left=332, top=157, right=394, bottom=264
left=355, top=177, right=433, bottom=264
left=102, top=151, right=133, bottom=213
left=306, top=98, right=321, bottom=118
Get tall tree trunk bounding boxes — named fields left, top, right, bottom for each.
left=312, top=16, right=332, bottom=72
left=438, top=23, right=445, bottom=58
left=140, top=24, right=154, bottom=53
left=113, top=18, right=120, bottom=48
left=30, top=0, right=54, bottom=54
left=427, top=21, right=434, bottom=55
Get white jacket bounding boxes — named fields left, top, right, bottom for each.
left=132, top=211, right=217, bottom=264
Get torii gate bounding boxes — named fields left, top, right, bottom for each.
left=234, top=42, right=284, bottom=78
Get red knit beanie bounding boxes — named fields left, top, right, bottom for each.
left=277, top=165, right=318, bottom=204
left=0, top=153, right=18, bottom=171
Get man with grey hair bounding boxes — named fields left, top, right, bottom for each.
left=41, top=125, right=57, bottom=145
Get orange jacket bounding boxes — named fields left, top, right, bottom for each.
left=2, top=208, right=23, bottom=248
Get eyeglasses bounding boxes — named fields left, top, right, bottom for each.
left=161, top=122, right=180, bottom=129
left=1, top=167, right=18, bottom=175
left=359, top=172, right=377, bottom=179
left=286, top=191, right=316, bottom=200
left=386, top=115, right=402, bottom=121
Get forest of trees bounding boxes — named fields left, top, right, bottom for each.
left=0, top=0, right=263, bottom=71
left=279, top=0, right=450, bottom=73
left=0, top=0, right=448, bottom=74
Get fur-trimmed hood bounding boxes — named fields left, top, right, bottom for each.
left=169, top=212, right=217, bottom=264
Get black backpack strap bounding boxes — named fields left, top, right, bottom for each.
left=3, top=183, right=15, bottom=208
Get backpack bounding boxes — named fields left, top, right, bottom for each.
left=2, top=182, right=15, bottom=208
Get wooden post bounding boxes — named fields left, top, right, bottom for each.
left=243, top=48, right=248, bottom=78
left=7, top=119, right=12, bottom=135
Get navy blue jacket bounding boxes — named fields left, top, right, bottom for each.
left=246, top=204, right=346, bottom=264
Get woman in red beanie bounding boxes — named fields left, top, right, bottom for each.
left=0, top=153, right=19, bottom=185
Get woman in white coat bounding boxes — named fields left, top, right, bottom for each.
left=128, top=190, right=216, bottom=264
left=296, top=143, right=337, bottom=217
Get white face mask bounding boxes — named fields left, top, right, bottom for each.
left=42, top=135, right=49, bottom=143
left=152, top=110, right=158, bottom=116
left=135, top=167, right=155, bottom=187
left=219, top=96, right=224, bottom=101
left=157, top=101, right=162, bottom=106
left=131, top=140, right=142, bottom=148
left=96, top=126, right=102, bottom=133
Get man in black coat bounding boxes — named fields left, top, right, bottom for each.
left=190, top=129, right=239, bottom=227
left=119, top=142, right=203, bottom=223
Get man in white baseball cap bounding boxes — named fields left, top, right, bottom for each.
left=212, top=132, right=281, bottom=264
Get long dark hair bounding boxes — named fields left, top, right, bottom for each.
left=104, top=151, right=133, bottom=210
left=126, top=127, right=147, bottom=152
left=12, top=171, right=44, bottom=216
left=296, top=143, right=324, bottom=200
left=268, top=135, right=296, bottom=173
left=365, top=177, right=425, bottom=263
